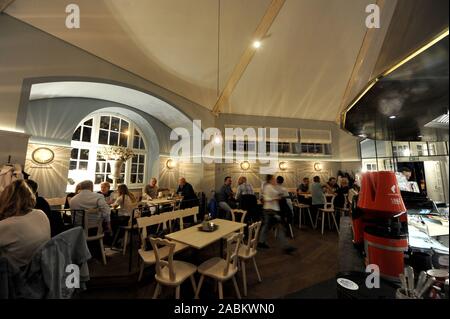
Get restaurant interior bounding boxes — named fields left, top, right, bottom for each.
left=0, top=0, right=449, bottom=300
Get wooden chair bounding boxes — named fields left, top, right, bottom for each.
left=150, top=237, right=197, bottom=299
left=316, top=195, right=339, bottom=235
left=136, top=214, right=188, bottom=282
left=238, top=221, right=262, bottom=296
left=74, top=208, right=107, bottom=265
left=116, top=205, right=140, bottom=255
left=195, top=232, right=243, bottom=299
left=230, top=209, right=247, bottom=224
left=293, top=199, right=315, bottom=229
left=177, top=207, right=199, bottom=230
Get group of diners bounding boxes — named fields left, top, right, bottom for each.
left=0, top=175, right=201, bottom=269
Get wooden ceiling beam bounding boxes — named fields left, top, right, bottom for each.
left=211, top=0, right=286, bottom=115
left=0, top=0, right=16, bottom=12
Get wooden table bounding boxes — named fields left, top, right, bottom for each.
left=165, top=218, right=246, bottom=250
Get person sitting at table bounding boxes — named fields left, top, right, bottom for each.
left=297, top=177, right=311, bottom=204
left=110, top=184, right=137, bottom=246
left=217, top=176, right=236, bottom=219
left=143, top=177, right=159, bottom=200
left=176, top=177, right=198, bottom=209
left=325, top=177, right=339, bottom=195
left=69, top=180, right=111, bottom=234
left=25, top=179, right=64, bottom=237
left=0, top=180, right=51, bottom=268
left=64, top=182, right=81, bottom=209
left=97, top=181, right=115, bottom=205
left=235, top=176, right=254, bottom=201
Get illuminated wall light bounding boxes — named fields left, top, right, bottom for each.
left=314, top=162, right=323, bottom=171
left=240, top=161, right=250, bottom=171
left=279, top=161, right=288, bottom=171
left=166, top=159, right=177, bottom=169
left=31, top=147, right=55, bottom=165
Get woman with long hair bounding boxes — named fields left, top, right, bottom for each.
left=112, top=184, right=136, bottom=217
left=0, top=180, right=50, bottom=267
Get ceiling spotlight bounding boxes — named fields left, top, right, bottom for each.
left=418, top=135, right=423, bottom=138
left=389, top=115, right=397, bottom=119
left=252, top=40, right=262, bottom=49
left=358, top=134, right=367, bottom=138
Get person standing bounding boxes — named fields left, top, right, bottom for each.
left=311, top=176, right=326, bottom=222
left=258, top=175, right=296, bottom=254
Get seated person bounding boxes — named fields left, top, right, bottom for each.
left=325, top=177, right=339, bottom=195
left=176, top=177, right=199, bottom=209
left=297, top=177, right=311, bottom=204
left=69, top=180, right=111, bottom=234
left=25, top=179, right=64, bottom=237
left=112, top=184, right=137, bottom=218
left=217, top=176, right=236, bottom=219
left=235, top=176, right=254, bottom=201
left=142, top=177, right=159, bottom=200
left=64, top=182, right=81, bottom=209
left=0, top=180, right=50, bottom=268
left=97, top=181, right=115, bottom=205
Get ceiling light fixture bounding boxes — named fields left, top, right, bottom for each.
left=252, top=40, right=262, bottom=49
left=389, top=115, right=397, bottom=119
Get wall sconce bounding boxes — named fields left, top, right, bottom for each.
left=314, top=162, right=323, bottom=171
left=32, top=147, right=55, bottom=165
left=166, top=159, right=177, bottom=169
left=240, top=161, right=250, bottom=171
left=279, top=161, right=288, bottom=171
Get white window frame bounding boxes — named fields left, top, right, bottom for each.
left=67, top=113, right=147, bottom=192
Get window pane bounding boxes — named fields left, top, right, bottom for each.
left=69, top=161, right=77, bottom=170
left=109, top=132, right=118, bottom=146
left=134, top=129, right=139, bottom=137
left=121, top=165, right=125, bottom=173
left=79, top=161, right=88, bottom=170
left=301, top=144, right=308, bottom=153
left=133, top=136, right=140, bottom=149
left=95, top=174, right=104, bottom=184
left=100, top=116, right=110, bottom=130
left=314, top=144, right=323, bottom=154
left=119, top=133, right=128, bottom=147
left=98, top=130, right=108, bottom=145
left=82, top=127, right=91, bottom=142
left=131, top=164, right=137, bottom=174
left=80, top=149, right=89, bottom=160
left=308, top=144, right=315, bottom=153
left=138, top=164, right=145, bottom=174
left=84, top=119, right=93, bottom=127
left=96, top=162, right=106, bottom=173
left=132, top=155, right=138, bottom=164
left=139, top=137, right=145, bottom=150
left=139, top=155, right=145, bottom=163
left=111, top=117, right=120, bottom=132
left=120, top=120, right=129, bottom=133
left=130, top=174, right=137, bottom=184
left=106, top=163, right=111, bottom=173
left=137, top=174, right=144, bottom=184
left=71, top=148, right=79, bottom=160
left=72, top=127, right=81, bottom=141
left=106, top=176, right=113, bottom=183
left=118, top=175, right=125, bottom=184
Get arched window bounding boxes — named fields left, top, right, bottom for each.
left=67, top=114, right=147, bottom=191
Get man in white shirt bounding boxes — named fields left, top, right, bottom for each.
left=70, top=180, right=111, bottom=232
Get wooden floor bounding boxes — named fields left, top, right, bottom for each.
left=79, top=223, right=339, bottom=299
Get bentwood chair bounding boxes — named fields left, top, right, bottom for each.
left=150, top=237, right=197, bottom=299
left=292, top=199, right=315, bottom=229
left=237, top=221, right=263, bottom=296
left=195, top=232, right=243, bottom=299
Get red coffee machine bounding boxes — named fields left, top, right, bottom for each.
left=352, top=171, right=409, bottom=280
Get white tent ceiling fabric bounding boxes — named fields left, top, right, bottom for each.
left=6, top=0, right=390, bottom=122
